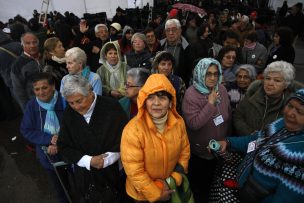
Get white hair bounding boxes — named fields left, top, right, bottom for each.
left=65, top=47, right=87, bottom=67
left=165, top=19, right=181, bottom=30
left=94, top=24, right=108, bottom=33
left=263, top=61, right=295, bottom=86
left=61, top=75, right=92, bottom=98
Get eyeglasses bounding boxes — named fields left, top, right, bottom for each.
left=224, top=55, right=236, bottom=60
left=165, top=27, right=178, bottom=33
left=124, top=83, right=141, bottom=88
left=206, top=72, right=219, bottom=78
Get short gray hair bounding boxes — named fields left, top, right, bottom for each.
left=65, top=47, right=87, bottom=67
left=94, top=24, right=108, bottom=33
left=165, top=19, right=181, bottom=30
left=20, top=32, right=39, bottom=46
left=62, top=75, right=92, bottom=98
left=131, top=32, right=147, bottom=45
left=127, top=68, right=150, bottom=86
left=263, top=61, right=295, bottom=86
left=236, top=64, right=257, bottom=80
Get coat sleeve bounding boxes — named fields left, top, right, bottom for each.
left=233, top=97, right=255, bottom=136
left=11, top=64, right=28, bottom=111
left=120, top=124, right=162, bottom=202
left=20, top=102, right=52, bottom=145
left=57, top=114, right=86, bottom=164
left=182, top=89, right=217, bottom=130
left=175, top=119, right=190, bottom=173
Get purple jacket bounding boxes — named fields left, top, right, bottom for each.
left=182, top=84, right=231, bottom=159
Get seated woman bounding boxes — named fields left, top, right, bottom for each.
left=20, top=72, right=68, bottom=202
left=125, top=33, right=151, bottom=69
left=216, top=88, right=304, bottom=203
left=226, top=64, right=257, bottom=112
left=119, top=68, right=150, bottom=119
left=234, top=61, right=303, bottom=136
left=152, top=51, right=186, bottom=114
left=118, top=26, right=134, bottom=56
left=43, top=37, right=68, bottom=90
left=57, top=75, right=128, bottom=202
left=182, top=58, right=231, bottom=203
left=60, top=47, right=102, bottom=95
left=121, top=74, right=190, bottom=202
left=96, top=41, right=128, bottom=98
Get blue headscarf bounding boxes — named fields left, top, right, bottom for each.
left=36, top=90, right=60, bottom=135
left=193, top=58, right=222, bottom=94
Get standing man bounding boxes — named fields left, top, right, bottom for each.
left=160, top=19, right=191, bottom=86
left=11, top=32, right=42, bottom=112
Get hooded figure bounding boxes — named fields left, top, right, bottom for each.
left=121, top=74, right=190, bottom=202
left=96, top=41, right=127, bottom=98
left=118, top=25, right=134, bottom=55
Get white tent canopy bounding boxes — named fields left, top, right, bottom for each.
left=0, top=0, right=153, bottom=23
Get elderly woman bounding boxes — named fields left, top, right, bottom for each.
left=57, top=75, right=128, bottom=202
left=125, top=32, right=152, bottom=69
left=217, top=45, right=239, bottom=84
left=119, top=68, right=150, bottom=119
left=152, top=51, right=186, bottom=114
left=226, top=64, right=257, bottom=111
left=234, top=61, right=303, bottom=136
left=216, top=88, right=304, bottom=203
left=182, top=58, right=231, bottom=203
left=121, top=74, right=190, bottom=202
left=96, top=41, right=128, bottom=98
left=20, top=72, right=68, bottom=202
left=60, top=47, right=102, bottom=95
left=43, top=37, right=68, bottom=90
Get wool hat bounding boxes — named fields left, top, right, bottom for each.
left=287, top=89, right=304, bottom=104
left=110, top=22, right=121, bottom=32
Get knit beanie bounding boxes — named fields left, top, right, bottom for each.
left=110, top=23, right=122, bottom=32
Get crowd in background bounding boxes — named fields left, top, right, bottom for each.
left=1, top=0, right=304, bottom=202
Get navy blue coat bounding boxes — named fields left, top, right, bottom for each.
left=20, top=93, right=66, bottom=170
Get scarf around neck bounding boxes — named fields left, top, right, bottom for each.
left=36, top=90, right=60, bottom=135
left=52, top=55, right=66, bottom=64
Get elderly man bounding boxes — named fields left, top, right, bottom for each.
left=11, top=32, right=42, bottom=112
left=75, top=22, right=109, bottom=72
left=160, top=19, right=191, bottom=86
left=60, top=47, right=102, bottom=95
left=57, top=75, right=128, bottom=202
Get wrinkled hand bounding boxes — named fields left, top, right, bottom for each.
left=47, top=145, right=58, bottom=155
left=92, top=46, right=100, bottom=54
left=156, top=179, right=174, bottom=202
left=90, top=154, right=107, bottom=169
left=208, top=89, right=219, bottom=105
left=51, top=135, right=58, bottom=145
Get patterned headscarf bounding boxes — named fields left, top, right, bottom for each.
left=193, top=58, right=222, bottom=94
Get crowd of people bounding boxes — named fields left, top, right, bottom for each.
left=1, top=1, right=304, bottom=203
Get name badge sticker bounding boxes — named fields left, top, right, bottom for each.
left=247, top=141, right=256, bottom=153
left=213, top=115, right=224, bottom=126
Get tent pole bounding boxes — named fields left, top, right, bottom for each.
left=84, top=0, right=88, bottom=13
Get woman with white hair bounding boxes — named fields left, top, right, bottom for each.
left=125, top=32, right=151, bottom=69
left=57, top=75, right=128, bottom=202
left=226, top=64, right=257, bottom=111
left=60, top=47, right=102, bottom=95
left=233, top=60, right=304, bottom=136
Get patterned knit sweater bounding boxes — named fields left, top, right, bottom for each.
left=229, top=118, right=304, bottom=203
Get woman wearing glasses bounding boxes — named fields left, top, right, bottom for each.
left=217, top=45, right=239, bottom=85
left=119, top=68, right=150, bottom=119
left=182, top=58, right=231, bottom=203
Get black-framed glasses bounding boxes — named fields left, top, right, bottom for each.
left=124, top=83, right=141, bottom=88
